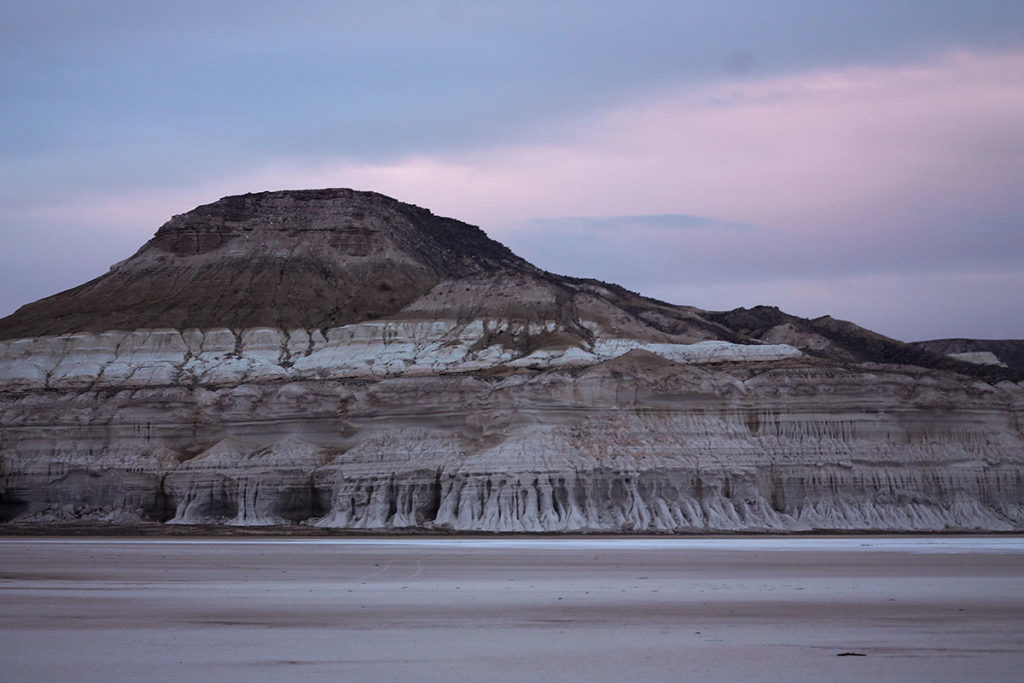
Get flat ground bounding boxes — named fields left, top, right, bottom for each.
left=1, top=537, right=1022, bottom=682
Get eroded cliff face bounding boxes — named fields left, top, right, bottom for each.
left=3, top=349, right=1022, bottom=530
left=1, top=189, right=1022, bottom=531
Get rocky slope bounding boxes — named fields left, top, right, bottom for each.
left=1, top=189, right=1022, bottom=531
left=912, top=339, right=1024, bottom=373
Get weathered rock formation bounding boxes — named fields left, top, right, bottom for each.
left=1, top=189, right=1022, bottom=531
left=912, top=338, right=1024, bottom=372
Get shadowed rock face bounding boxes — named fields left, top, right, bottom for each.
left=0, top=189, right=530, bottom=338
left=1, top=189, right=1022, bottom=531
left=912, top=339, right=1024, bottom=373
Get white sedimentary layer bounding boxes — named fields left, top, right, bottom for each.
left=0, top=321, right=800, bottom=390
left=948, top=351, right=1007, bottom=367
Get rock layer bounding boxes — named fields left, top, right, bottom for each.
left=912, top=338, right=1024, bottom=372
left=1, top=189, right=1022, bottom=531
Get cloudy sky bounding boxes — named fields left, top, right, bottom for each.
left=2, top=0, right=1023, bottom=341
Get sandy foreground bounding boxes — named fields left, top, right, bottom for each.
left=1, top=537, right=1023, bottom=682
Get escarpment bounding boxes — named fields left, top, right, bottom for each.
left=1, top=189, right=1022, bottom=531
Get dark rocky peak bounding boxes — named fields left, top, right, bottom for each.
left=145, top=189, right=529, bottom=277
left=704, top=305, right=792, bottom=335
left=0, top=189, right=535, bottom=337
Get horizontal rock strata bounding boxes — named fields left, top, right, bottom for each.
left=3, top=346, right=1022, bottom=531
left=1, top=189, right=1022, bottom=531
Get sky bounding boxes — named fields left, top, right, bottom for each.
left=2, top=0, right=1023, bottom=342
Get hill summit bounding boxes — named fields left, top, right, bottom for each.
left=0, top=189, right=529, bottom=337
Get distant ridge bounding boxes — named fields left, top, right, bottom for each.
left=912, top=339, right=1024, bottom=373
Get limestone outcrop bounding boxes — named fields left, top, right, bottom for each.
left=1, top=189, right=1022, bottom=531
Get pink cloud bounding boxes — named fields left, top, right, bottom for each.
left=227, top=49, right=1022, bottom=242
left=33, top=49, right=1023, bottom=241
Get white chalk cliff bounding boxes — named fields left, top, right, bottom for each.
left=1, top=189, right=1022, bottom=531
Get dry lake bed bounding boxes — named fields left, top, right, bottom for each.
left=1, top=536, right=1023, bottom=682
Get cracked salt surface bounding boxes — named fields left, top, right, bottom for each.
left=7, top=536, right=1023, bottom=553
left=2, top=537, right=1023, bottom=683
